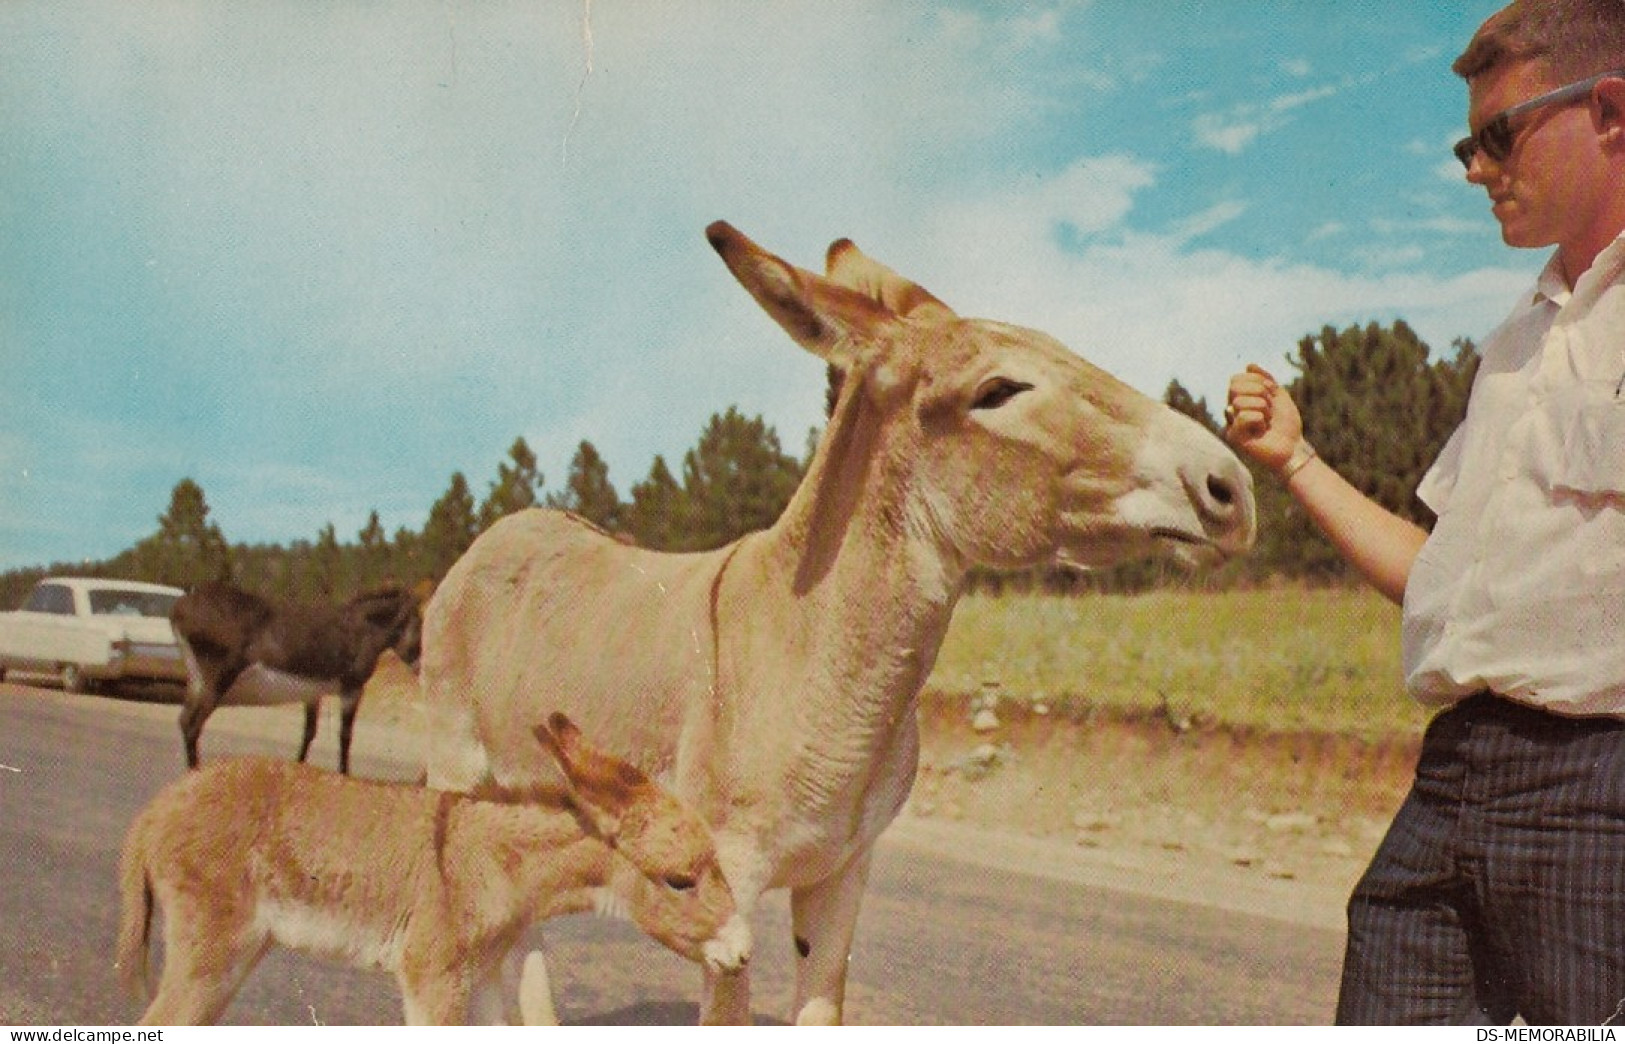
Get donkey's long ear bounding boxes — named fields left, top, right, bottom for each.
left=825, top=237, right=956, bottom=322
left=706, top=221, right=894, bottom=366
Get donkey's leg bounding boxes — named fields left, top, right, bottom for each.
left=175, top=638, right=211, bottom=770
left=514, top=946, right=560, bottom=1026
left=788, top=846, right=874, bottom=1026
left=336, top=686, right=362, bottom=776
left=177, top=697, right=212, bottom=770
left=177, top=681, right=225, bottom=770
left=297, top=699, right=319, bottom=764
left=178, top=657, right=245, bottom=769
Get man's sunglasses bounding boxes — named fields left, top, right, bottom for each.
left=1453, top=68, right=1625, bottom=169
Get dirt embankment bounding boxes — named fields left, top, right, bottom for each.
left=902, top=695, right=1418, bottom=926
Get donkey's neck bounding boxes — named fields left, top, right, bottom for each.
left=802, top=374, right=958, bottom=596
left=745, top=383, right=965, bottom=721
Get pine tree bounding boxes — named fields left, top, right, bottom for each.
left=627, top=455, right=685, bottom=550
left=479, top=437, right=544, bottom=531
left=678, top=408, right=803, bottom=551
left=421, top=473, right=479, bottom=580
left=546, top=440, right=623, bottom=532
left=129, top=479, right=233, bottom=588
left=1163, top=378, right=1220, bottom=433
left=306, top=522, right=345, bottom=597
left=357, top=510, right=392, bottom=589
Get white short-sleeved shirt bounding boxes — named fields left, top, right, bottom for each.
left=1402, top=235, right=1625, bottom=717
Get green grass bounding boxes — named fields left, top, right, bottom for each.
left=926, top=586, right=1429, bottom=737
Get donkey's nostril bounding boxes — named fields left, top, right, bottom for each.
left=1207, top=473, right=1237, bottom=508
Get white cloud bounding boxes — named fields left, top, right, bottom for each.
left=1193, top=112, right=1264, bottom=155
left=1191, top=77, right=1358, bottom=155
left=1169, top=200, right=1249, bottom=244
left=1350, top=244, right=1429, bottom=269
left=910, top=162, right=1533, bottom=408
left=1269, top=84, right=1341, bottom=113
left=1436, top=157, right=1472, bottom=183
left=1374, top=215, right=1488, bottom=237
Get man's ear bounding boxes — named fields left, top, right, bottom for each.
left=1592, top=77, right=1625, bottom=143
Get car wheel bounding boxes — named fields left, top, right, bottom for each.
left=60, top=664, right=86, bottom=695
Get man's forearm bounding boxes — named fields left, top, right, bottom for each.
left=1282, top=450, right=1428, bottom=605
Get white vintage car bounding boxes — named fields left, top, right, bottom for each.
left=0, top=577, right=188, bottom=694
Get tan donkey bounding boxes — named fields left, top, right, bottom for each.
left=115, top=712, right=750, bottom=1025
left=422, top=222, right=1258, bottom=1023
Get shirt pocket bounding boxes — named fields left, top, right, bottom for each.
left=1551, top=381, right=1625, bottom=498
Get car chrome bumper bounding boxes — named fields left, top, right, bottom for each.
left=106, top=643, right=188, bottom=683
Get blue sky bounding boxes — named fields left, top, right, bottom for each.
left=1, top=0, right=1526, bottom=572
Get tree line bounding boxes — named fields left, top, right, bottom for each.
left=0, top=319, right=1479, bottom=608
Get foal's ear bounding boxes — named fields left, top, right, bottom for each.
left=533, top=712, right=580, bottom=777
left=535, top=714, right=622, bottom=840
left=532, top=713, right=651, bottom=841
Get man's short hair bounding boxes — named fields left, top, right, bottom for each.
left=1455, top=0, right=1625, bottom=83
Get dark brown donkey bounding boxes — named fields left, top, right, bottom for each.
left=170, top=582, right=423, bottom=774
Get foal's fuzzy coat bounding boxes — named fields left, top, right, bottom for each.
left=116, top=713, right=749, bottom=1025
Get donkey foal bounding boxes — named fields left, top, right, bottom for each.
left=115, top=713, right=749, bottom=1025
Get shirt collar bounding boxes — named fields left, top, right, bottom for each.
left=1532, top=232, right=1625, bottom=309
left=1533, top=251, right=1570, bottom=308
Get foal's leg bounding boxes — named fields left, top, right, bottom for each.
left=140, top=907, right=268, bottom=1025
left=398, top=962, right=477, bottom=1026
left=469, top=947, right=522, bottom=1025
left=701, top=959, right=754, bottom=1025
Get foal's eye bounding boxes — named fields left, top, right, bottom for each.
left=663, top=873, right=697, bottom=892
left=971, top=378, right=1033, bottom=411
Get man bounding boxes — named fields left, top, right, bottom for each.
left=1225, top=0, right=1625, bottom=1025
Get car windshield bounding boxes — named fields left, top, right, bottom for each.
left=87, top=589, right=180, bottom=618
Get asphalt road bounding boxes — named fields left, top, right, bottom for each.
left=0, top=681, right=1344, bottom=1025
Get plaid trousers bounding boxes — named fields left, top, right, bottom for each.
left=1336, top=693, right=1625, bottom=1025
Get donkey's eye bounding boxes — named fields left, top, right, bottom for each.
left=663, top=873, right=697, bottom=892
left=971, top=378, right=1033, bottom=411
